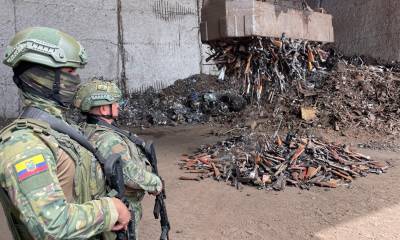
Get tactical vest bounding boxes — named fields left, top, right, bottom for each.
left=0, top=119, right=106, bottom=239
left=82, top=123, right=148, bottom=202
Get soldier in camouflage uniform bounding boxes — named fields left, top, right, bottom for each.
left=0, top=27, right=131, bottom=239
left=74, top=79, right=163, bottom=238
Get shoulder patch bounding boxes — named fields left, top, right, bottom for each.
left=14, top=154, right=49, bottom=181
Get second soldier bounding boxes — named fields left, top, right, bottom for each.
left=74, top=79, right=163, bottom=238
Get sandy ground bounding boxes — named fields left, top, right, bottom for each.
left=0, top=124, right=399, bottom=239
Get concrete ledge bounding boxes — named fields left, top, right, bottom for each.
left=201, top=0, right=334, bottom=42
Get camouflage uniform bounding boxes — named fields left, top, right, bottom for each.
left=0, top=27, right=119, bottom=239
left=74, top=80, right=162, bottom=238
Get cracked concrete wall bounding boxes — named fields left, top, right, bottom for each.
left=14, top=0, right=120, bottom=80
left=308, top=0, right=400, bottom=62
left=0, top=0, right=206, bottom=118
left=121, top=0, right=202, bottom=91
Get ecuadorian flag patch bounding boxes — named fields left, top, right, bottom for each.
left=15, top=154, right=48, bottom=181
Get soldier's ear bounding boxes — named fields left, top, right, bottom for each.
left=98, top=105, right=106, bottom=115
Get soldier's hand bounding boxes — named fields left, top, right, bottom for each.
left=111, top=198, right=131, bottom=231
left=150, top=181, right=163, bottom=196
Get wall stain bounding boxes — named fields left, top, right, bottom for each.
left=152, top=0, right=197, bottom=22
left=196, top=0, right=203, bottom=73
left=12, top=0, right=17, bottom=33
left=130, top=81, right=168, bottom=94
left=117, top=0, right=128, bottom=96
left=124, top=40, right=182, bottom=57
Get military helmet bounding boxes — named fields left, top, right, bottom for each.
left=74, top=79, right=122, bottom=112
left=3, top=27, right=87, bottom=68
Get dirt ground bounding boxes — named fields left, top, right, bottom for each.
left=1, top=124, right=399, bottom=239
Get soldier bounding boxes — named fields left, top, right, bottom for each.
left=0, top=27, right=131, bottom=239
left=74, top=79, right=163, bottom=238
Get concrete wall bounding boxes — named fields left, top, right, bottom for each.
left=122, top=0, right=202, bottom=91
left=0, top=0, right=20, bottom=118
left=0, top=0, right=204, bottom=118
left=308, top=0, right=400, bottom=62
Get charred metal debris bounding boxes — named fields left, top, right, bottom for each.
left=178, top=131, right=391, bottom=191
left=119, top=75, right=246, bottom=127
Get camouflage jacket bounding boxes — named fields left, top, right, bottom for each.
left=0, top=111, right=118, bottom=239
left=81, top=123, right=162, bottom=202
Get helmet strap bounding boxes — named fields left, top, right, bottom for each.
left=52, top=69, right=61, bottom=97
left=87, top=113, right=116, bottom=125
left=109, top=104, right=114, bottom=119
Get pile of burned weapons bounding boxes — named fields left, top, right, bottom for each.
left=206, top=36, right=330, bottom=102
left=179, top=133, right=390, bottom=190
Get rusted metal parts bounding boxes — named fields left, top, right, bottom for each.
left=178, top=132, right=390, bottom=191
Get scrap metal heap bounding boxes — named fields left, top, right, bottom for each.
left=178, top=131, right=390, bottom=190
left=200, top=37, right=400, bottom=134
left=206, top=36, right=331, bottom=103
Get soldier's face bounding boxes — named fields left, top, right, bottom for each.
left=99, top=103, right=119, bottom=119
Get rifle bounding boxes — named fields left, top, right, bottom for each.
left=104, top=154, right=136, bottom=240
left=145, top=143, right=171, bottom=240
